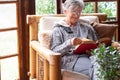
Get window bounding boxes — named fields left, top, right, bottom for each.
left=35, top=0, right=56, bottom=15
left=83, top=2, right=94, bottom=13
left=83, top=1, right=117, bottom=22
left=0, top=1, right=19, bottom=80
left=98, top=2, right=116, bottom=21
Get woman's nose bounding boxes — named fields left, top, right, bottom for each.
left=74, top=13, right=80, bottom=17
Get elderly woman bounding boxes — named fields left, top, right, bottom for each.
left=50, top=0, right=97, bottom=79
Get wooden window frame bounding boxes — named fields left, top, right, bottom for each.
left=0, top=1, right=19, bottom=80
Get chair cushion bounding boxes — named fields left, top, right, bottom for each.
left=61, top=69, right=90, bottom=80
left=92, top=22, right=116, bottom=39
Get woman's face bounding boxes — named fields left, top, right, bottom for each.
left=65, top=6, right=82, bottom=26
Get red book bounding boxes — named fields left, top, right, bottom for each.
left=73, top=37, right=111, bottom=54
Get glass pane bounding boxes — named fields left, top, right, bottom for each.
left=82, top=2, right=94, bottom=13
left=98, top=2, right=116, bottom=17
left=35, top=0, right=56, bottom=15
left=1, top=56, right=19, bottom=80
left=0, top=3, right=17, bottom=29
left=0, top=30, right=18, bottom=56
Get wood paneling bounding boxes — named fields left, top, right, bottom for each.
left=18, top=0, right=34, bottom=80
left=56, top=0, right=62, bottom=14
left=117, top=0, right=120, bottom=41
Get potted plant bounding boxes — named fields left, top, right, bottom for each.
left=91, top=43, right=120, bottom=80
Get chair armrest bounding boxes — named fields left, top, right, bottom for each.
left=30, top=41, right=61, bottom=61
left=30, top=40, right=61, bottom=80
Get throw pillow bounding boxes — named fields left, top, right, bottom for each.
left=91, top=22, right=116, bottom=39
left=38, top=30, right=51, bottom=49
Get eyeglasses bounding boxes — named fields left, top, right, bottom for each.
left=68, top=9, right=81, bottom=16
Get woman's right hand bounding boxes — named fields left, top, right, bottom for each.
left=71, top=37, right=82, bottom=46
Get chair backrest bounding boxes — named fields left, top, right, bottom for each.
left=38, top=16, right=99, bottom=48
left=39, top=16, right=99, bottom=33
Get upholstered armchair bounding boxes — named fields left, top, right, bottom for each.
left=27, top=13, right=116, bottom=80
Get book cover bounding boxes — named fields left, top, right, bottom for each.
left=73, top=37, right=111, bottom=54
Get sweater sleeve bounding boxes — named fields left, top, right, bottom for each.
left=50, top=27, right=73, bottom=55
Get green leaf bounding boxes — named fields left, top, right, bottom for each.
left=91, top=44, right=120, bottom=80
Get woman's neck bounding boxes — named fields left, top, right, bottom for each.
left=65, top=19, right=77, bottom=27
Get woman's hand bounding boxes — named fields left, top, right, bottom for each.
left=71, top=37, right=82, bottom=46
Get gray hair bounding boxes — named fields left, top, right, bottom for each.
left=62, top=0, right=84, bottom=11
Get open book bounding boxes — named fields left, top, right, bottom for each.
left=73, top=37, right=111, bottom=54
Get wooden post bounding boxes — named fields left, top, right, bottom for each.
left=44, top=60, right=49, bottom=80
left=49, top=54, right=61, bottom=80
left=117, top=0, right=120, bottom=41
left=27, top=15, right=41, bottom=79
left=56, top=0, right=62, bottom=14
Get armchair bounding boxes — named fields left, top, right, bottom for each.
left=27, top=13, right=116, bottom=80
